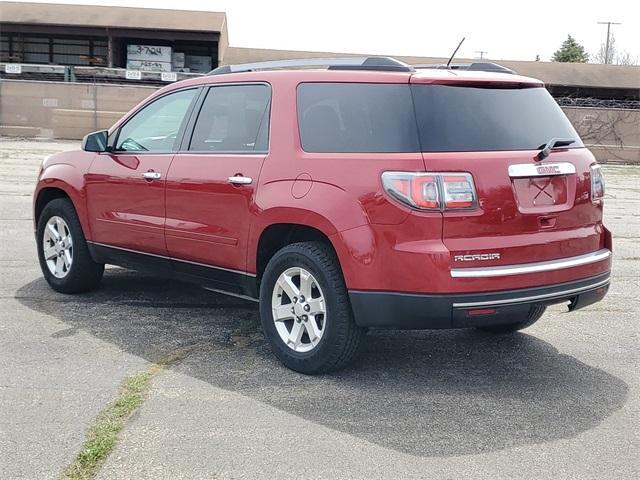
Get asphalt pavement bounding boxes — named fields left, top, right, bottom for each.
left=1, top=138, right=638, bottom=479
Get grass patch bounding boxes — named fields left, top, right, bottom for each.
left=60, top=346, right=197, bottom=480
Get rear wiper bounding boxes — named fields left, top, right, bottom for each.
left=536, top=138, right=575, bottom=161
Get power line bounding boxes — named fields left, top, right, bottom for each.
left=597, top=21, right=621, bottom=64
left=475, top=50, right=487, bottom=60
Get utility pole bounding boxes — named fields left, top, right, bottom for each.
left=597, top=21, right=621, bottom=64
left=475, top=50, right=487, bottom=60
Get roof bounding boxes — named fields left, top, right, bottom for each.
left=224, top=47, right=640, bottom=91
left=0, top=1, right=227, bottom=33
left=155, top=67, right=542, bottom=99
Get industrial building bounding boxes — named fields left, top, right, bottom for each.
left=0, top=1, right=227, bottom=72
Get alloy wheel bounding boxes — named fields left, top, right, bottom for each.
left=271, top=266, right=326, bottom=353
left=42, top=215, right=73, bottom=278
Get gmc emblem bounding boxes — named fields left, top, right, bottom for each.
left=454, top=253, right=501, bottom=262
left=536, top=165, right=561, bottom=175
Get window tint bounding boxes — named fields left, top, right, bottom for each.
left=297, top=83, right=420, bottom=153
left=411, top=84, right=583, bottom=152
left=189, top=84, right=271, bottom=152
left=116, top=89, right=196, bottom=152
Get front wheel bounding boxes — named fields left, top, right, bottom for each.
left=36, top=198, right=104, bottom=293
left=476, top=305, right=546, bottom=334
left=259, top=242, right=364, bottom=374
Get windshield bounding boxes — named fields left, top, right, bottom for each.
left=411, top=84, right=583, bottom=152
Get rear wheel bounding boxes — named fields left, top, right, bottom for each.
left=476, top=305, right=546, bottom=334
left=259, top=242, right=364, bottom=374
left=37, top=198, right=104, bottom=293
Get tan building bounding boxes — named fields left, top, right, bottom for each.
left=0, top=1, right=228, bottom=72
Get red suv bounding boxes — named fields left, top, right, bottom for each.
left=34, top=57, right=612, bottom=373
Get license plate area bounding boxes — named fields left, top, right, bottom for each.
left=512, top=176, right=569, bottom=212
left=509, top=162, right=576, bottom=214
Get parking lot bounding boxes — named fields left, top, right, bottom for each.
left=1, top=137, right=638, bottom=479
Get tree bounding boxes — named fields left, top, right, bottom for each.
left=552, top=35, right=589, bottom=62
left=592, top=33, right=638, bottom=65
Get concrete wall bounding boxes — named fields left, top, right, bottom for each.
left=1, top=80, right=638, bottom=162
left=0, top=80, right=154, bottom=139
left=564, top=107, right=640, bottom=163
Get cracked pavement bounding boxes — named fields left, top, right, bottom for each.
left=0, top=138, right=638, bottom=479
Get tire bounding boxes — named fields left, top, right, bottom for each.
left=259, top=241, right=364, bottom=374
left=36, top=197, right=104, bottom=293
left=476, top=305, right=546, bottom=334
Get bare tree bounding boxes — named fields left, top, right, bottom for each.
left=615, top=51, right=638, bottom=66
left=593, top=33, right=616, bottom=64
left=592, top=32, right=638, bottom=65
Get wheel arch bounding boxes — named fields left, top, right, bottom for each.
left=34, top=181, right=91, bottom=239
left=254, top=222, right=340, bottom=284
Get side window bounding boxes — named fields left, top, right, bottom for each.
left=297, top=83, right=419, bottom=153
left=115, top=89, right=197, bottom=152
left=189, top=84, right=271, bottom=152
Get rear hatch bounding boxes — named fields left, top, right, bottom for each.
left=409, top=76, right=605, bottom=270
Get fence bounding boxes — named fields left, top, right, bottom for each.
left=1, top=79, right=638, bottom=163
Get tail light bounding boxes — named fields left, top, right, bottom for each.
left=590, top=164, right=605, bottom=202
left=381, top=172, right=477, bottom=211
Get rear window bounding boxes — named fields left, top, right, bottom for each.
left=297, top=82, right=582, bottom=154
left=297, top=83, right=420, bottom=153
left=411, top=84, right=583, bottom=152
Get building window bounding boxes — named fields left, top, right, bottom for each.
left=0, top=34, right=108, bottom=66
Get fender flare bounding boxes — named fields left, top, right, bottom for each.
left=35, top=164, right=92, bottom=239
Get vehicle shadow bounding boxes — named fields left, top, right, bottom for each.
left=15, top=269, right=628, bottom=458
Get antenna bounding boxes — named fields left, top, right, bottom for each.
left=446, top=37, right=466, bottom=68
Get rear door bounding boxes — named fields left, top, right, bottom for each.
left=165, top=83, right=271, bottom=283
left=410, top=81, right=603, bottom=268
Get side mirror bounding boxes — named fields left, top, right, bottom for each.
left=82, top=130, right=109, bottom=152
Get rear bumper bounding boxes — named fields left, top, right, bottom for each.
left=348, top=272, right=610, bottom=329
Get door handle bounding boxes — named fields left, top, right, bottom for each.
left=228, top=175, right=252, bottom=185
left=142, top=171, right=162, bottom=180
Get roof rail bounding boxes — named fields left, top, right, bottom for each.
left=415, top=62, right=516, bottom=74
left=209, top=56, right=415, bottom=75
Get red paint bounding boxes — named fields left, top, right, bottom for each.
left=35, top=67, right=611, bottom=298
left=468, top=308, right=497, bottom=316
left=85, top=153, right=173, bottom=256
left=165, top=153, right=266, bottom=270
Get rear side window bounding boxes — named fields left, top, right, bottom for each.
left=297, top=83, right=420, bottom=153
left=411, top=84, right=583, bottom=152
left=189, top=84, right=271, bottom=152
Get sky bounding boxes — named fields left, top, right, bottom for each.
left=18, top=0, right=640, bottom=63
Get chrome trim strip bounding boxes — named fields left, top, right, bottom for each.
left=452, top=276, right=610, bottom=308
left=451, top=249, right=611, bottom=278
left=508, top=162, right=576, bottom=177
left=87, top=241, right=256, bottom=277
left=202, top=287, right=259, bottom=302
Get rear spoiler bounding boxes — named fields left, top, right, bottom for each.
left=415, top=62, right=516, bottom=74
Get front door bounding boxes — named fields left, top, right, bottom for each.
left=86, top=88, right=198, bottom=256
left=165, top=83, right=271, bottom=284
